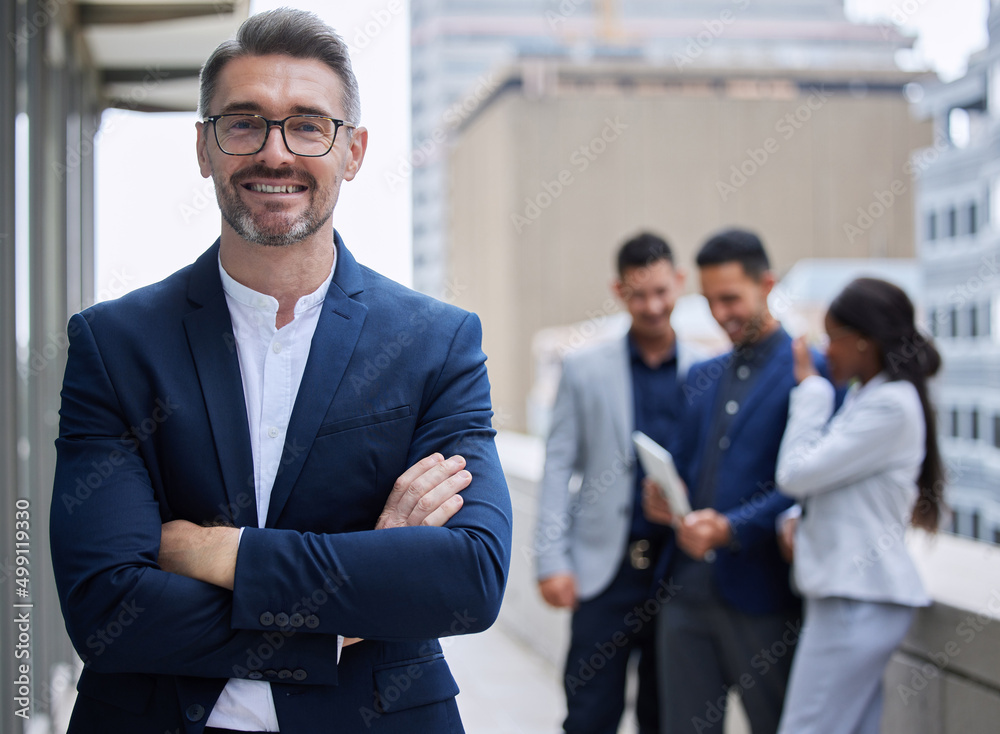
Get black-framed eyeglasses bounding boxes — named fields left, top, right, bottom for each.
left=204, top=114, right=356, bottom=157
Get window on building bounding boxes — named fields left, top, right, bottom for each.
left=971, top=304, right=980, bottom=338
left=994, top=415, right=1000, bottom=449
left=973, top=511, right=981, bottom=539
left=951, top=408, right=961, bottom=437
left=985, top=302, right=993, bottom=340
left=994, top=528, right=1000, bottom=545
left=969, top=202, right=979, bottom=236
left=930, top=307, right=939, bottom=337
left=947, top=207, right=958, bottom=237
left=972, top=409, right=980, bottom=440
left=951, top=307, right=959, bottom=337
left=927, top=211, right=937, bottom=241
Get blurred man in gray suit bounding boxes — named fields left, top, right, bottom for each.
left=534, top=233, right=701, bottom=734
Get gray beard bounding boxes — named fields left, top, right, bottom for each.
left=214, top=175, right=332, bottom=247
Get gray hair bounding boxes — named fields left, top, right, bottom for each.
left=198, top=7, right=361, bottom=125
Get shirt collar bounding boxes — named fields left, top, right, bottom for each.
left=218, top=247, right=337, bottom=317
left=735, top=326, right=785, bottom=367
left=627, top=332, right=678, bottom=368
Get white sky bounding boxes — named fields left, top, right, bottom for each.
left=94, top=0, right=990, bottom=299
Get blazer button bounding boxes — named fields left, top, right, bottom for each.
left=289, top=613, right=304, bottom=628
left=260, top=612, right=275, bottom=626
left=304, top=615, right=320, bottom=629
left=278, top=669, right=293, bottom=680
left=185, top=704, right=205, bottom=722
left=292, top=669, right=307, bottom=681
left=264, top=669, right=278, bottom=679
left=275, top=612, right=290, bottom=627
left=248, top=671, right=264, bottom=680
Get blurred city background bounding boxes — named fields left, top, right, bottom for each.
left=3, top=0, right=1000, bottom=732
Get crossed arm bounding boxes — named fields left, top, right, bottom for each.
left=158, top=453, right=472, bottom=590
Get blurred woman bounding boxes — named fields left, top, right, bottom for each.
left=775, top=277, right=945, bottom=734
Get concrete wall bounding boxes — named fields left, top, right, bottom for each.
left=496, top=431, right=1000, bottom=733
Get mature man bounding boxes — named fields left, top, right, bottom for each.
left=645, top=229, right=821, bottom=734
left=534, top=233, right=702, bottom=734
left=50, top=9, right=511, bottom=733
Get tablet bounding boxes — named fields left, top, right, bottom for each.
left=632, top=431, right=692, bottom=519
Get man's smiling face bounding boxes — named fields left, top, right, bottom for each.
left=196, top=53, right=365, bottom=248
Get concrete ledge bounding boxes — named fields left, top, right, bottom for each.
left=497, top=430, right=1000, bottom=733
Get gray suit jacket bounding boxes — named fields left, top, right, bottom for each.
left=777, top=373, right=931, bottom=607
left=534, top=334, right=701, bottom=601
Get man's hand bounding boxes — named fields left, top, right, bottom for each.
left=676, top=509, right=732, bottom=561
left=778, top=514, right=797, bottom=564
left=538, top=573, right=577, bottom=609
left=792, top=336, right=820, bottom=385
left=376, top=453, right=471, bottom=530
left=158, top=520, right=239, bottom=590
left=642, top=478, right=677, bottom=527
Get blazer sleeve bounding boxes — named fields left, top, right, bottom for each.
left=777, top=376, right=917, bottom=499
left=50, top=314, right=344, bottom=684
left=230, top=312, right=513, bottom=640
left=533, top=357, right=584, bottom=581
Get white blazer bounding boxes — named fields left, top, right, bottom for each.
left=534, top=335, right=703, bottom=601
left=776, top=373, right=931, bottom=607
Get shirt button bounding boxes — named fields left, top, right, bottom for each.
left=275, top=612, right=290, bottom=627
left=289, top=613, right=305, bottom=628
left=278, top=669, right=293, bottom=680
left=725, top=400, right=739, bottom=415
left=247, top=671, right=264, bottom=680
left=719, top=436, right=731, bottom=450
left=293, top=669, right=308, bottom=681
left=305, top=615, right=320, bottom=629
left=268, top=426, right=279, bottom=438
left=272, top=342, right=282, bottom=354
left=737, top=365, right=751, bottom=380
left=260, top=612, right=275, bottom=626
left=185, top=704, right=205, bottom=722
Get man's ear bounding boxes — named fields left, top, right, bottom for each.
left=611, top=277, right=626, bottom=303
left=759, top=270, right=776, bottom=296
left=196, top=121, right=212, bottom=179
left=342, top=126, right=368, bottom=181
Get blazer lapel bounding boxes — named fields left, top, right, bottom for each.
left=182, top=242, right=257, bottom=527
left=607, top=337, right=634, bottom=460
left=265, top=235, right=369, bottom=527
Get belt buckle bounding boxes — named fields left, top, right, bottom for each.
left=629, top=539, right=651, bottom=570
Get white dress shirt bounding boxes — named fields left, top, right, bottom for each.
left=776, top=373, right=931, bottom=607
left=207, top=251, right=335, bottom=732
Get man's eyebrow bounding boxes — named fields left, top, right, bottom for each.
left=214, top=102, right=337, bottom=118
left=217, top=101, right=265, bottom=115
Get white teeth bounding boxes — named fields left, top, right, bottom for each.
left=248, top=183, right=305, bottom=193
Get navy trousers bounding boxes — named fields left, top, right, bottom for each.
left=563, top=554, right=661, bottom=734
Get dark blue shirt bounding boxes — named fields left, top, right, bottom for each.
left=628, top=333, right=682, bottom=543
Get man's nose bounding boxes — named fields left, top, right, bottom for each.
left=254, top=123, right=296, bottom=166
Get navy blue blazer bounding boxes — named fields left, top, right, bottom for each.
left=50, top=235, right=512, bottom=733
left=659, top=330, right=825, bottom=616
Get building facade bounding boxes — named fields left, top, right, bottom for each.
left=915, top=1, right=1000, bottom=543
left=411, top=0, right=916, bottom=295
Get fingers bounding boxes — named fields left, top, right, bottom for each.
left=377, top=454, right=471, bottom=529
left=538, top=574, right=576, bottom=608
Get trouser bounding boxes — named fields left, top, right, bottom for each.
left=563, top=553, right=662, bottom=734
left=776, top=596, right=916, bottom=734
left=657, top=597, right=799, bottom=734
